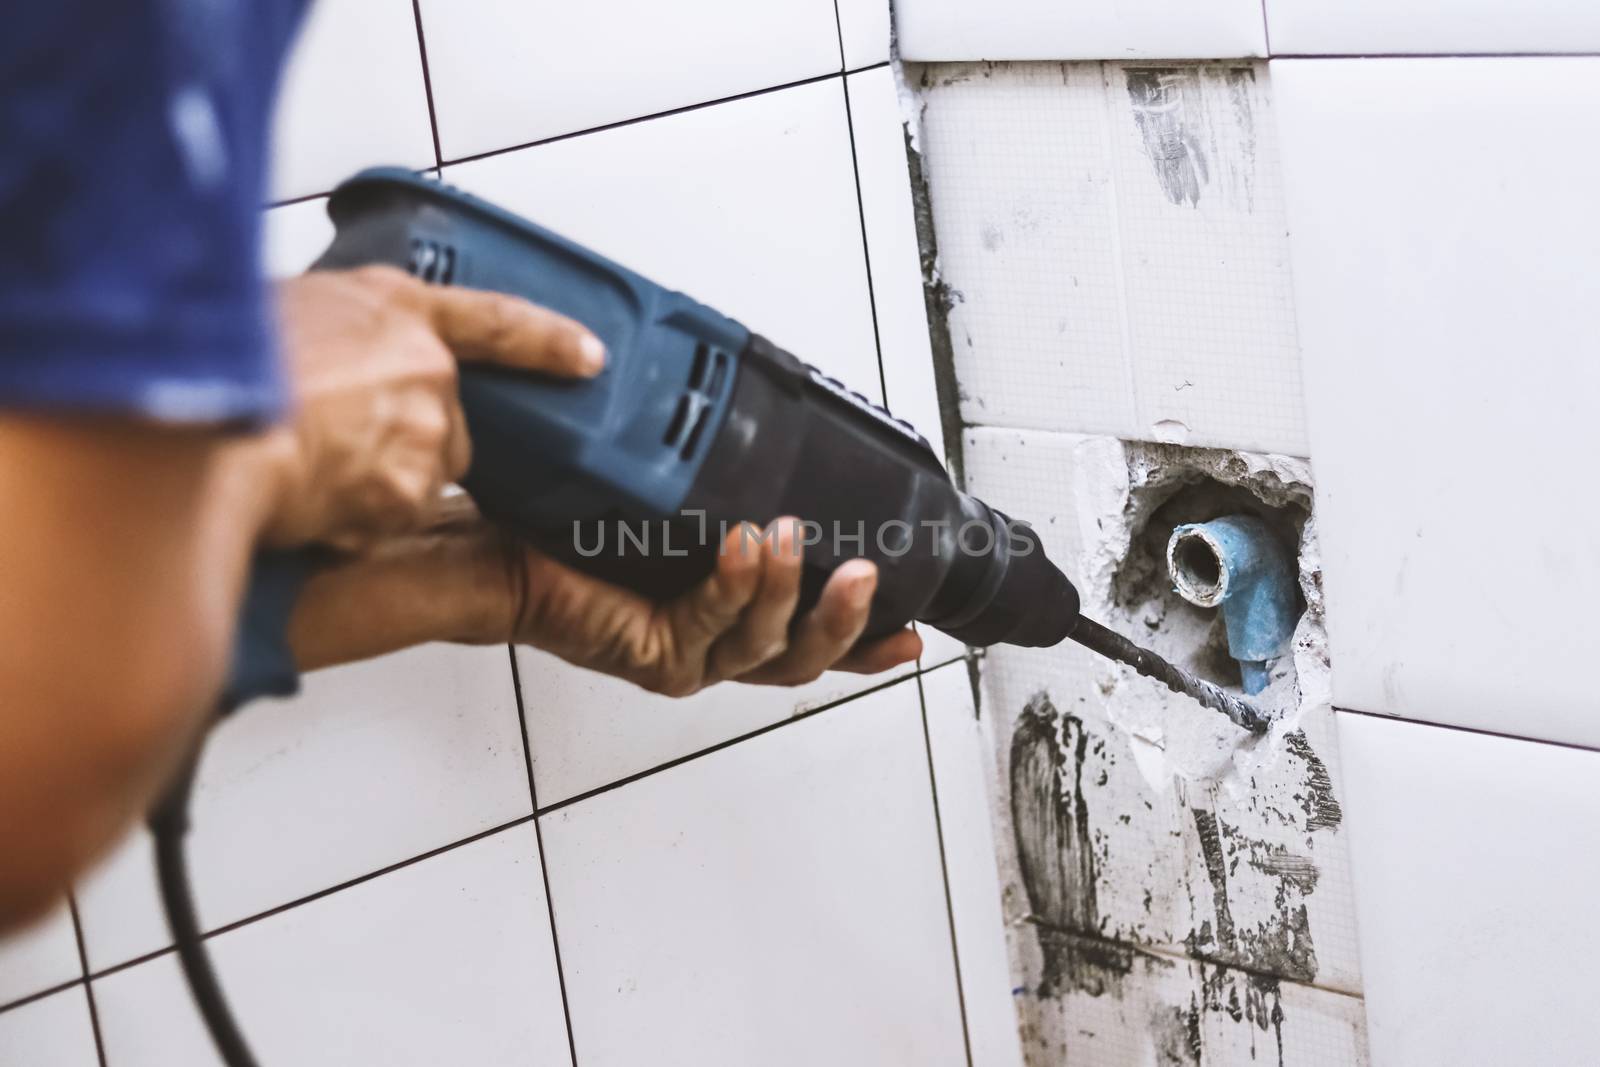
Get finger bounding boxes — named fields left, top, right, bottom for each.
left=420, top=286, right=605, bottom=377
left=737, top=558, right=879, bottom=686
left=832, top=628, right=924, bottom=675
left=442, top=395, right=472, bottom=483
left=708, top=518, right=804, bottom=679
left=660, top=523, right=766, bottom=675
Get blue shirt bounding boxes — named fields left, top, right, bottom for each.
left=0, top=0, right=310, bottom=425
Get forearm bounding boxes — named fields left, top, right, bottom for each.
left=287, top=513, right=515, bottom=671
left=0, top=418, right=282, bottom=924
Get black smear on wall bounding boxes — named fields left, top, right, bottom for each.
left=1011, top=695, right=1097, bottom=932
left=1187, top=808, right=1319, bottom=984
left=1125, top=69, right=1208, bottom=208
left=1202, top=966, right=1287, bottom=1067
left=1151, top=997, right=1204, bottom=1067
left=903, top=120, right=967, bottom=485
left=1012, top=694, right=1115, bottom=996
left=1284, top=731, right=1344, bottom=833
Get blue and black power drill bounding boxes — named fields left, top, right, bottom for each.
left=315, top=167, right=1082, bottom=648
left=157, top=168, right=1265, bottom=1067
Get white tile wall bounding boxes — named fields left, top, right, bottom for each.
left=76, top=645, right=530, bottom=969
left=919, top=666, right=1026, bottom=1067
left=0, top=900, right=81, bottom=1007
left=1266, top=0, right=1600, bottom=56
left=93, top=825, right=570, bottom=1067
left=896, top=0, right=1268, bottom=61
left=539, top=677, right=967, bottom=1066
left=1275, top=57, right=1600, bottom=746
left=418, top=0, right=843, bottom=161
left=270, top=0, right=435, bottom=201
left=444, top=80, right=880, bottom=395
left=1337, top=713, right=1600, bottom=1067
left=0, top=988, right=100, bottom=1066
left=917, top=61, right=1309, bottom=456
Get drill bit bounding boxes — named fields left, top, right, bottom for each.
left=1070, top=616, right=1272, bottom=734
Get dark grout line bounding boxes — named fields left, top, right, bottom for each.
left=914, top=672, right=975, bottom=1067
left=87, top=813, right=537, bottom=984
left=263, top=189, right=330, bottom=210
left=507, top=648, right=541, bottom=819
left=67, top=897, right=108, bottom=1066
left=509, top=648, right=581, bottom=1067
left=1335, top=706, right=1600, bottom=755
left=440, top=63, right=892, bottom=170
left=0, top=978, right=86, bottom=1019
left=837, top=70, right=893, bottom=413
left=408, top=0, right=446, bottom=169
left=829, top=0, right=849, bottom=71
left=535, top=667, right=929, bottom=818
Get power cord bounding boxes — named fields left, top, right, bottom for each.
left=149, top=742, right=260, bottom=1067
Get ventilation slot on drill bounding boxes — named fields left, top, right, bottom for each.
left=662, top=345, right=729, bottom=461
left=408, top=238, right=457, bottom=285
left=681, top=405, right=712, bottom=458
left=664, top=396, right=692, bottom=449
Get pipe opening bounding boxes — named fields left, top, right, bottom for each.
left=1170, top=530, right=1225, bottom=607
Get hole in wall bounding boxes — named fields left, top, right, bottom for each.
left=1108, top=450, right=1310, bottom=696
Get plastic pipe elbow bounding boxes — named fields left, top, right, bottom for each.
left=1166, top=515, right=1297, bottom=695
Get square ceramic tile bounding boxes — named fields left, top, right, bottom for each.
left=837, top=0, right=893, bottom=68
left=1099, top=62, right=1306, bottom=456
left=0, top=900, right=81, bottom=1006
left=1336, top=713, right=1600, bottom=1066
left=539, top=678, right=966, bottom=1066
left=918, top=665, right=1025, bottom=1067
left=1274, top=58, right=1600, bottom=745
left=918, top=62, right=1133, bottom=438
left=76, top=645, right=529, bottom=970
left=443, top=79, right=880, bottom=396
left=261, top=197, right=334, bottom=278
left=846, top=67, right=946, bottom=459
left=916, top=61, right=1307, bottom=454
left=269, top=0, right=435, bottom=201
left=1267, top=0, right=1600, bottom=56
left=419, top=0, right=842, bottom=160
left=896, top=0, right=1267, bottom=60
left=94, top=824, right=570, bottom=1066
left=0, top=987, right=99, bottom=1066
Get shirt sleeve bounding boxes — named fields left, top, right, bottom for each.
left=0, top=0, right=306, bottom=426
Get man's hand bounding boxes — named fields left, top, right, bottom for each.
left=287, top=503, right=924, bottom=692
left=262, top=267, right=605, bottom=550
left=506, top=519, right=923, bottom=696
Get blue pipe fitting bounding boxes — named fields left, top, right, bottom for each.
left=1166, top=515, right=1297, bottom=695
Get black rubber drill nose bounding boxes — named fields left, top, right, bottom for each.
left=937, top=548, right=1081, bottom=649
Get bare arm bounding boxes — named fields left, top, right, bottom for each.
left=0, top=271, right=600, bottom=930
left=0, top=417, right=280, bottom=923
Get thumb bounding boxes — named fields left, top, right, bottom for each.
left=421, top=285, right=606, bottom=377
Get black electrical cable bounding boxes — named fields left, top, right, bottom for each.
left=149, top=742, right=260, bottom=1067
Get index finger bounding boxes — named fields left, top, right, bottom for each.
left=420, top=285, right=606, bottom=377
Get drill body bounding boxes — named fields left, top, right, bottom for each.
left=314, top=169, right=1079, bottom=649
